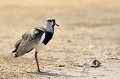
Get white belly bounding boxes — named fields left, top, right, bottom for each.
left=35, top=32, right=45, bottom=51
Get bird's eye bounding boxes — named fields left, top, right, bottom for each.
left=47, top=20, right=52, bottom=22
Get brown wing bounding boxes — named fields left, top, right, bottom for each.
left=12, top=39, right=22, bottom=53
left=14, top=28, right=44, bottom=57
left=22, top=32, right=29, bottom=41
left=14, top=39, right=22, bottom=48
left=12, top=31, right=31, bottom=53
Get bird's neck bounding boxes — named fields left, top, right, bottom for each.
left=43, top=25, right=54, bottom=33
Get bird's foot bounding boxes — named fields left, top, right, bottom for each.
left=37, top=69, right=41, bottom=73
left=35, top=70, right=42, bottom=74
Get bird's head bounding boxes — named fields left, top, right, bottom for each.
left=44, top=18, right=59, bottom=30
left=51, top=18, right=59, bottom=27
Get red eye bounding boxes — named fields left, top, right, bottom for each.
left=47, top=20, right=52, bottom=22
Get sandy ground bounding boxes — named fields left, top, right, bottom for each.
left=0, top=0, right=120, bottom=79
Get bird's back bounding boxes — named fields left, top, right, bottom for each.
left=14, top=27, right=44, bottom=57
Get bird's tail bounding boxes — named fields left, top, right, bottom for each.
left=12, top=49, right=19, bottom=58
left=12, top=49, right=17, bottom=53
left=14, top=54, right=18, bottom=57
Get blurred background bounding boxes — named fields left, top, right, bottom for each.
left=0, top=0, right=120, bottom=79
left=0, top=0, right=120, bottom=28
left=0, top=0, right=120, bottom=45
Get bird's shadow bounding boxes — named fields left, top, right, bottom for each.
left=27, top=71, right=76, bottom=77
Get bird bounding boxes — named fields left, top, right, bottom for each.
left=12, top=18, right=59, bottom=72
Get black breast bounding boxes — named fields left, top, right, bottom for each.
left=42, top=32, right=53, bottom=45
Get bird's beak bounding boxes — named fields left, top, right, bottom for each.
left=55, top=23, right=59, bottom=26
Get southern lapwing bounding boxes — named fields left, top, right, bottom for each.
left=12, top=18, right=59, bottom=72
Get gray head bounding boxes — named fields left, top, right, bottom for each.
left=51, top=18, right=59, bottom=27
left=44, top=18, right=59, bottom=30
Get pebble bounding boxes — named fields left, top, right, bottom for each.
left=89, top=59, right=101, bottom=68
left=59, top=65, right=65, bottom=67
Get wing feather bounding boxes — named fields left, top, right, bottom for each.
left=14, top=27, right=45, bottom=57
left=12, top=39, right=22, bottom=53
left=14, top=39, right=22, bottom=48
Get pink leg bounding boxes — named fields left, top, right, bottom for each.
left=35, top=51, right=40, bottom=72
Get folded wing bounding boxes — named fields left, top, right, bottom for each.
left=13, top=28, right=44, bottom=57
